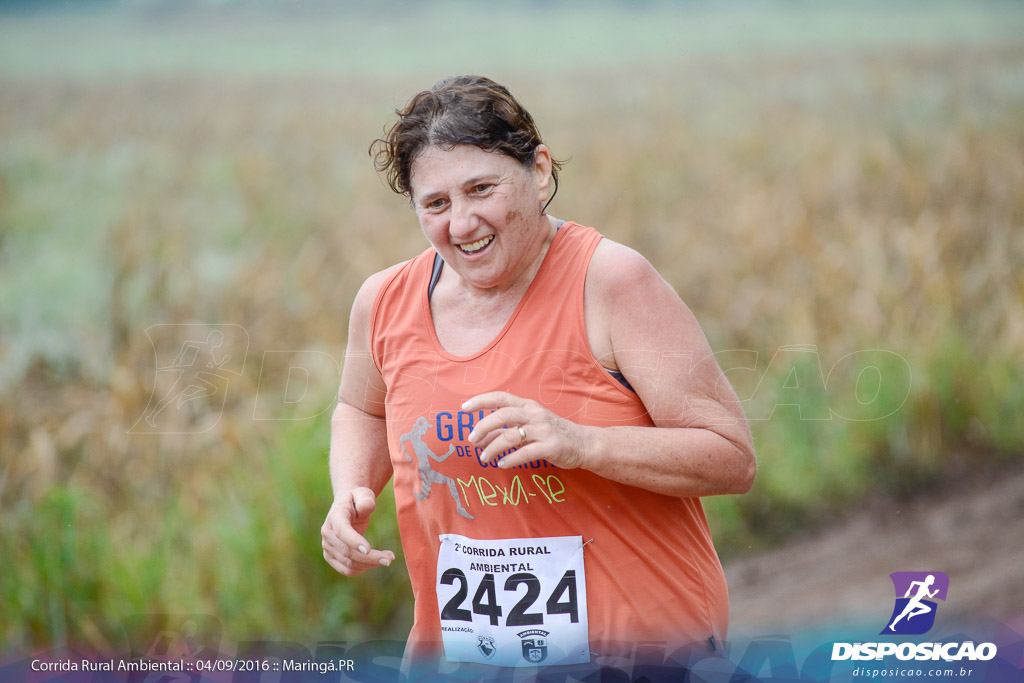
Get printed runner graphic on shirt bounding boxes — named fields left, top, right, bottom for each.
left=436, top=534, right=590, bottom=668
left=399, top=417, right=474, bottom=519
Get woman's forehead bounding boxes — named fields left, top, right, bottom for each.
left=410, top=144, right=519, bottom=190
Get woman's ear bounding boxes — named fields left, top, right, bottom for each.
left=532, top=144, right=554, bottom=203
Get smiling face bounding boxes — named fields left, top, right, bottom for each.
left=410, top=143, right=554, bottom=295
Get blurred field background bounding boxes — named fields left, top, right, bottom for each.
left=2, top=0, right=1023, bottom=656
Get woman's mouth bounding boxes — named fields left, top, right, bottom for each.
left=457, top=235, right=494, bottom=255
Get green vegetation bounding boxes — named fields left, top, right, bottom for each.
left=2, top=0, right=1022, bottom=653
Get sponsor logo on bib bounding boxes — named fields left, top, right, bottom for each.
left=477, top=636, right=497, bottom=660
left=519, top=630, right=550, bottom=664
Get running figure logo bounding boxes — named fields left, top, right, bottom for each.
left=881, top=571, right=949, bottom=635
left=399, top=416, right=474, bottom=519
left=143, top=330, right=231, bottom=427
left=132, top=324, right=248, bottom=434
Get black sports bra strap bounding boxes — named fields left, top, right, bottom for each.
left=428, top=253, right=444, bottom=301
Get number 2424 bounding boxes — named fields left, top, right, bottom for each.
left=440, top=569, right=579, bottom=627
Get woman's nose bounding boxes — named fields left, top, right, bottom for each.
left=448, top=198, right=479, bottom=238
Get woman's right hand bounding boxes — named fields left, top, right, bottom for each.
left=321, top=487, right=395, bottom=576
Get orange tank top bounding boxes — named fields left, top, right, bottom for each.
left=370, top=222, right=728, bottom=668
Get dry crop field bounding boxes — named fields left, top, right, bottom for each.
left=1, top=0, right=1023, bottom=653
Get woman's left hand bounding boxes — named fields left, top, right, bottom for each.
left=462, top=392, right=590, bottom=470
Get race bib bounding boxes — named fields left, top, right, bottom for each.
left=436, top=534, right=590, bottom=668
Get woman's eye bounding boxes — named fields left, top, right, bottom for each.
left=473, top=184, right=492, bottom=194
left=427, top=198, right=447, bottom=210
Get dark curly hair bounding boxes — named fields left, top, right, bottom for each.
left=370, top=75, right=562, bottom=208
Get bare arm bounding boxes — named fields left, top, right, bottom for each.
left=463, top=240, right=755, bottom=498
left=321, top=266, right=401, bottom=575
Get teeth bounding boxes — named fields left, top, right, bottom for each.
left=459, top=236, right=493, bottom=253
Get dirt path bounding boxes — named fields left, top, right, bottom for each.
left=723, top=462, right=1024, bottom=636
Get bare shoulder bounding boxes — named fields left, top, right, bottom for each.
left=586, top=237, right=695, bottom=329
left=355, top=262, right=407, bottom=309
left=344, top=261, right=409, bottom=373
left=585, top=237, right=711, bottom=373
left=348, top=262, right=408, bottom=337
left=586, top=239, right=675, bottom=369
left=586, top=238, right=668, bottom=302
